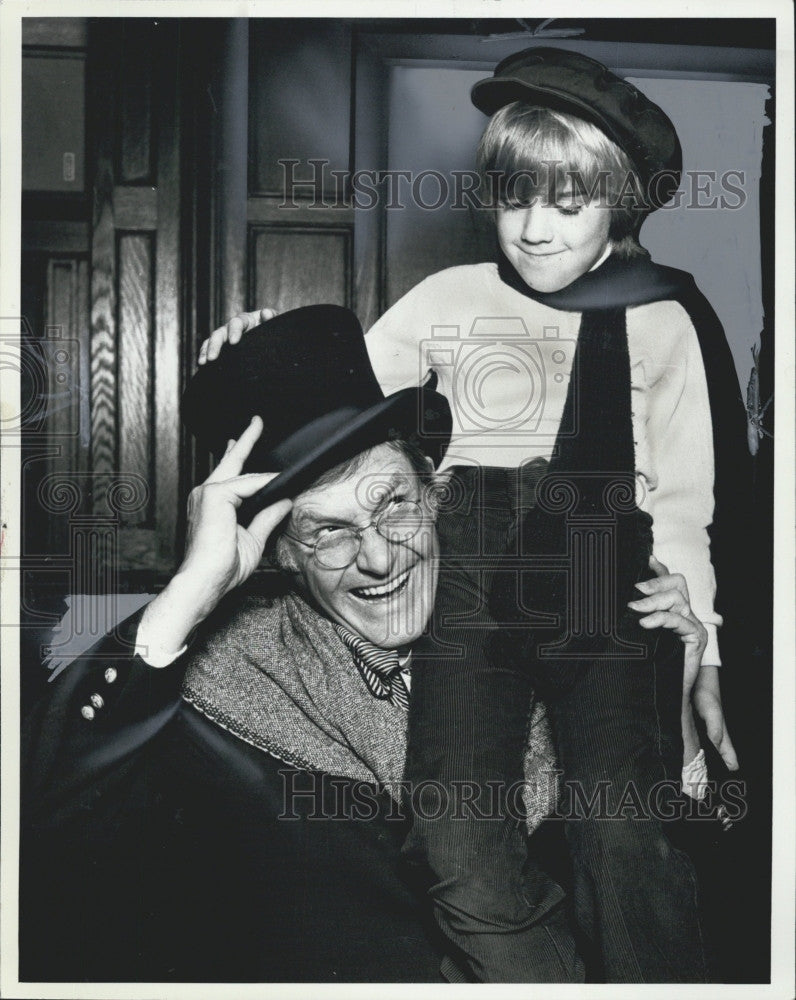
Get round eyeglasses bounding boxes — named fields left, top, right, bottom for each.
left=283, top=499, right=428, bottom=570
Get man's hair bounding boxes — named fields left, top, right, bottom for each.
left=268, top=434, right=435, bottom=573
left=476, top=102, right=649, bottom=258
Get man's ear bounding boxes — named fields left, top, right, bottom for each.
left=422, top=465, right=452, bottom=519
left=268, top=533, right=302, bottom=575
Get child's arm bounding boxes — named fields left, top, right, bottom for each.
left=364, top=276, right=436, bottom=393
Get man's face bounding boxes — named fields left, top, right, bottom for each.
left=496, top=191, right=611, bottom=293
left=283, top=443, right=439, bottom=648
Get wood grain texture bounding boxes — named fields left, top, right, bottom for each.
left=214, top=19, right=248, bottom=325
left=89, top=33, right=117, bottom=500
left=250, top=226, right=352, bottom=314
left=46, top=259, right=81, bottom=480
left=117, top=233, right=153, bottom=526
left=76, top=259, right=90, bottom=467
left=153, top=19, right=181, bottom=565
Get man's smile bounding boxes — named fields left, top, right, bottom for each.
left=350, top=565, right=413, bottom=601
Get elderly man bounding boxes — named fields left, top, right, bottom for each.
left=20, top=305, right=703, bottom=984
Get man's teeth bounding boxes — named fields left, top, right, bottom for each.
left=352, top=568, right=411, bottom=599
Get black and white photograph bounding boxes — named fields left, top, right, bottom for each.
left=1, top=2, right=793, bottom=995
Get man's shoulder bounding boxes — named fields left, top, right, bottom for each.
left=191, top=588, right=291, bottom=656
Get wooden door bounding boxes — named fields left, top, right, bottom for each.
left=21, top=18, right=183, bottom=594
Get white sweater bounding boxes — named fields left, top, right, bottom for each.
left=366, top=263, right=721, bottom=666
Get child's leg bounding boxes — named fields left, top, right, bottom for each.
left=403, top=467, right=582, bottom=982
left=549, top=624, right=709, bottom=983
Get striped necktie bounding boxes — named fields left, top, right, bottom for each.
left=333, top=624, right=410, bottom=712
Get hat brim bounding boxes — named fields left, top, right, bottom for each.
left=237, top=386, right=451, bottom=524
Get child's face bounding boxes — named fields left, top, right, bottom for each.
left=497, top=195, right=611, bottom=294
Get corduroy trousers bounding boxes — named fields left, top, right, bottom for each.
left=403, top=464, right=708, bottom=983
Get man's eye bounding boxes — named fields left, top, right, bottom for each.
left=315, top=525, right=347, bottom=538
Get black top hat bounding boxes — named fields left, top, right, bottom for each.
left=471, top=47, right=682, bottom=209
left=183, top=304, right=452, bottom=515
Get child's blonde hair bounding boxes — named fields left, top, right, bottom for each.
left=476, top=102, right=649, bottom=258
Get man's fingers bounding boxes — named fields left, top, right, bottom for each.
left=205, top=416, right=264, bottom=482
left=628, top=587, right=690, bottom=617
left=699, top=697, right=740, bottom=772
left=648, top=554, right=670, bottom=577
left=247, top=498, right=293, bottom=551
left=197, top=307, right=278, bottom=364
left=635, top=569, right=690, bottom=606
left=636, top=608, right=702, bottom=638
left=710, top=724, right=740, bottom=772
left=199, top=325, right=231, bottom=364
left=229, top=309, right=274, bottom=344
left=225, top=471, right=280, bottom=501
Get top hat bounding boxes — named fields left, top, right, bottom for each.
left=471, top=47, right=682, bottom=209
left=183, top=304, right=452, bottom=515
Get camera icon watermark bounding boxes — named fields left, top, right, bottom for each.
left=0, top=317, right=82, bottom=440
left=420, top=316, right=578, bottom=445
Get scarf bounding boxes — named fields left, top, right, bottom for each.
left=491, top=250, right=669, bottom=695
left=182, top=592, right=408, bottom=795
left=181, top=590, right=557, bottom=829
left=496, top=248, right=750, bottom=647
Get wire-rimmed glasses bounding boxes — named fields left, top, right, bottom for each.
left=282, top=498, right=428, bottom=570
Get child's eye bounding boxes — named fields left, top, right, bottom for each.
left=556, top=204, right=584, bottom=216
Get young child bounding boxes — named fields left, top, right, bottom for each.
left=200, top=48, right=746, bottom=982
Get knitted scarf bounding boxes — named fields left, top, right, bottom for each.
left=182, top=592, right=409, bottom=793
left=181, top=589, right=556, bottom=828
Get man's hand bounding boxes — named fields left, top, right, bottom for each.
left=692, top=664, right=739, bottom=772
left=628, top=555, right=707, bottom=766
left=198, top=307, right=278, bottom=364
left=139, top=416, right=292, bottom=656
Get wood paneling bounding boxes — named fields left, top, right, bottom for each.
left=249, top=225, right=351, bottom=313
left=89, top=186, right=117, bottom=487
left=117, top=21, right=155, bottom=184
left=22, top=221, right=89, bottom=254
left=82, top=19, right=182, bottom=572
left=353, top=32, right=389, bottom=330
left=214, top=19, right=249, bottom=324
left=46, top=260, right=84, bottom=478
left=117, top=233, right=153, bottom=527
left=153, top=24, right=182, bottom=566
left=22, top=54, right=86, bottom=193
left=248, top=21, right=353, bottom=197
left=114, top=186, right=157, bottom=230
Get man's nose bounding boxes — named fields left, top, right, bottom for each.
left=355, top=525, right=393, bottom=576
left=519, top=204, right=554, bottom=244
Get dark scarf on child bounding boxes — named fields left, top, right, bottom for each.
left=491, top=249, right=750, bottom=696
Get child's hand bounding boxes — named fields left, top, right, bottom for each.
left=198, top=307, right=278, bottom=364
